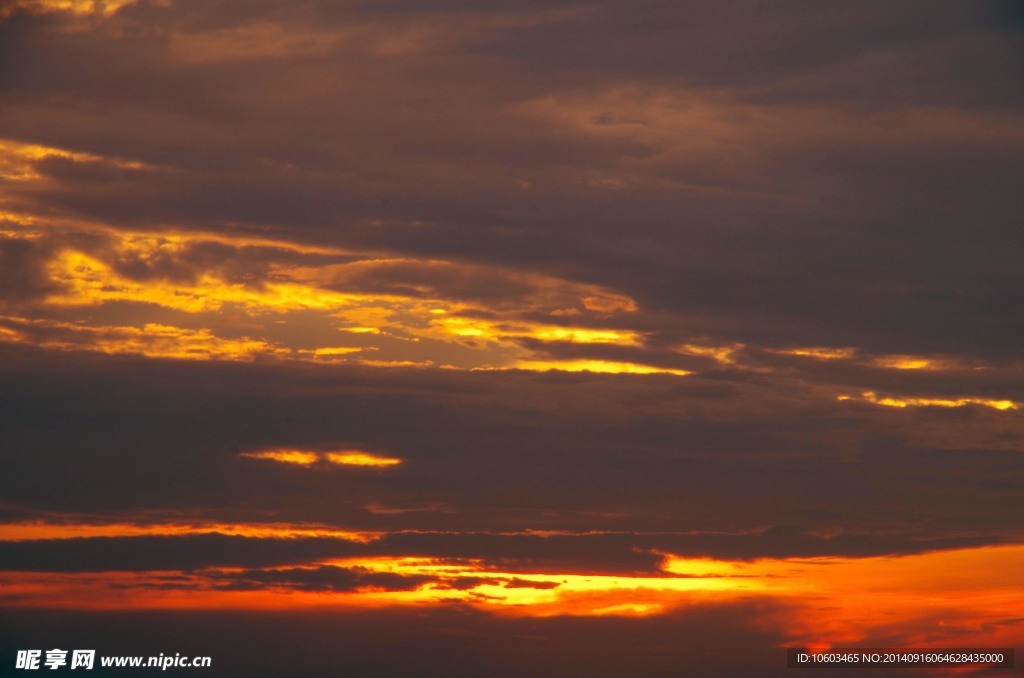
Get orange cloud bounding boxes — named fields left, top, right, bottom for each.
left=772, top=346, right=972, bottom=372
left=676, top=342, right=744, bottom=364
left=772, top=346, right=857, bottom=360
left=839, top=391, right=1016, bottom=411
left=2, top=539, right=1021, bottom=652
left=44, top=249, right=369, bottom=314
left=3, top=225, right=650, bottom=372
left=325, top=451, right=402, bottom=467
left=0, top=0, right=133, bottom=17
left=871, top=355, right=938, bottom=370
left=0, top=315, right=285, bottom=361
left=0, top=520, right=376, bottom=542
left=507, top=360, right=690, bottom=376
left=241, top=448, right=402, bottom=468
left=241, top=449, right=321, bottom=466
left=0, top=138, right=149, bottom=181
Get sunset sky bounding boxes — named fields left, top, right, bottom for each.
left=1, top=1, right=1023, bottom=675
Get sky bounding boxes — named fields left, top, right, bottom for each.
left=0, top=1, right=1023, bottom=675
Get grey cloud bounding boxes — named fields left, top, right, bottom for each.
left=0, top=534, right=363, bottom=573
left=1, top=345, right=1022, bottom=545
left=207, top=564, right=432, bottom=592
left=1, top=0, right=1021, bottom=362
left=0, top=529, right=1004, bottom=575
left=0, top=235, right=57, bottom=303
left=0, top=603, right=796, bottom=677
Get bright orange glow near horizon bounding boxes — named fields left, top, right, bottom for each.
left=1, top=541, right=1021, bottom=650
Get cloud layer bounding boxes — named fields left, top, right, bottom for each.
left=2, top=0, right=1023, bottom=673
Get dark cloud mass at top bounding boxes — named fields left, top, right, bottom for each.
left=1, top=0, right=1021, bottom=358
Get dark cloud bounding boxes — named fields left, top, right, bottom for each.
left=0, top=534, right=361, bottom=573
left=1, top=2, right=1023, bottom=671
left=207, top=564, right=432, bottom=592
left=504, top=577, right=560, bottom=589
left=0, top=344, right=1022, bottom=543
left=0, top=0, right=1020, bottom=359
left=0, top=529, right=1006, bottom=575
left=0, top=235, right=56, bottom=303
left=0, top=603, right=797, bottom=678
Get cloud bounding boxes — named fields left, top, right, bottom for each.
left=0, top=534, right=363, bottom=573
left=0, top=603, right=795, bottom=677
left=1, top=1, right=1023, bottom=668
left=242, top=448, right=403, bottom=468
left=0, top=528, right=1010, bottom=577
left=0, top=234, right=57, bottom=302
left=207, top=564, right=432, bottom=593
left=1, top=343, right=1022, bottom=545
left=1, top=0, right=1022, bottom=366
